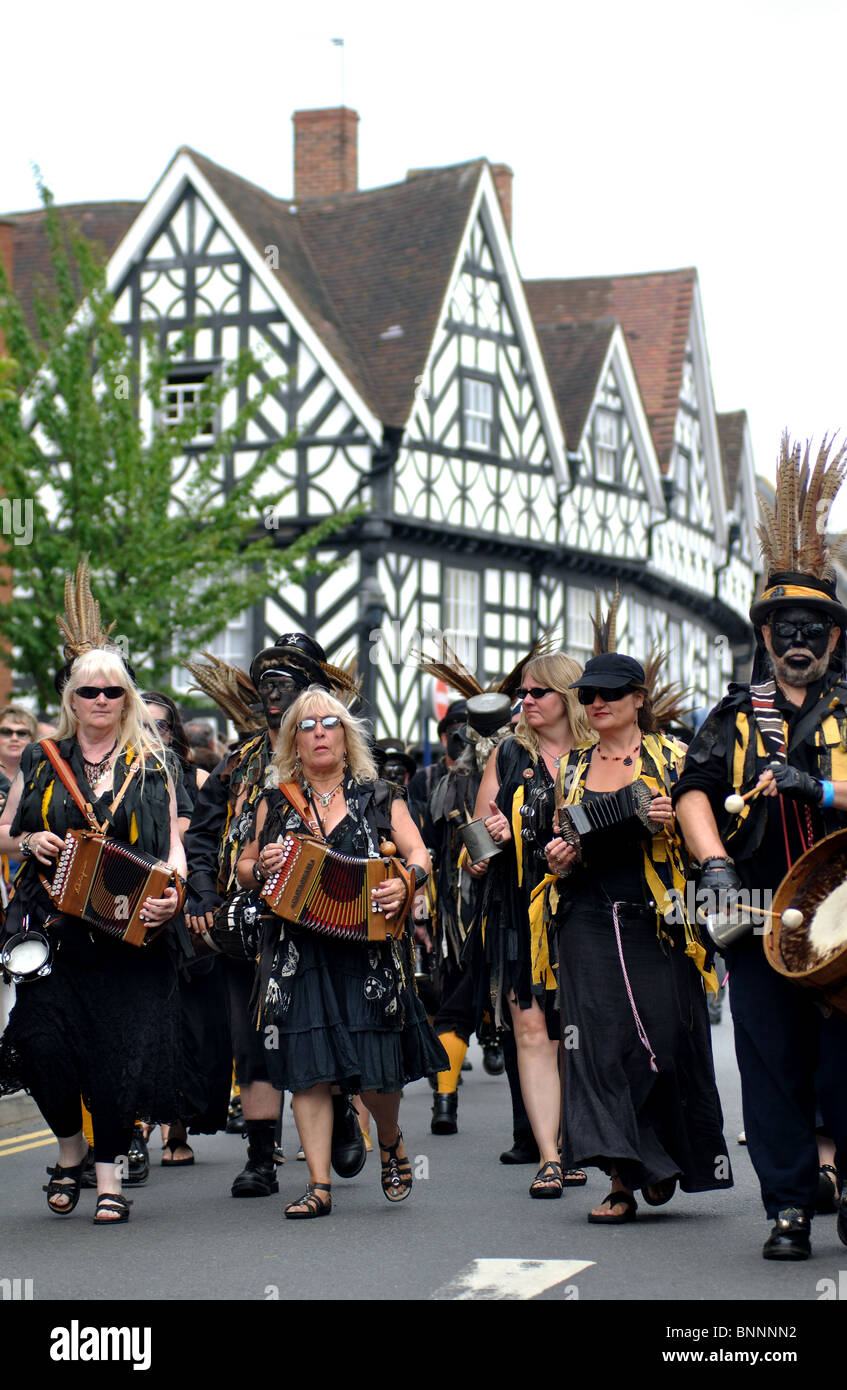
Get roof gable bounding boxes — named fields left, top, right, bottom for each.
left=525, top=268, right=696, bottom=470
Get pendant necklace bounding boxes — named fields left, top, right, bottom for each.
left=596, top=739, right=641, bottom=768
left=82, top=740, right=117, bottom=785
left=305, top=777, right=344, bottom=808
left=540, top=744, right=569, bottom=767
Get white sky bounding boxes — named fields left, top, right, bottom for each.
left=4, top=0, right=847, bottom=521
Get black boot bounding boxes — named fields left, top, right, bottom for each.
left=231, top=1120, right=279, bottom=1197
left=482, top=1041, right=505, bottom=1075
left=126, top=1124, right=150, bottom=1185
left=330, top=1094, right=367, bottom=1178
left=431, top=1092, right=458, bottom=1135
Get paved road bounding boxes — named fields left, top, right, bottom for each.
left=0, top=1009, right=844, bottom=1311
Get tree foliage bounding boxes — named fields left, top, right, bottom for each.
left=0, top=176, right=357, bottom=707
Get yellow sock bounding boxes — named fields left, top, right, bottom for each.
left=436, top=1031, right=467, bottom=1093
left=81, top=1100, right=94, bottom=1148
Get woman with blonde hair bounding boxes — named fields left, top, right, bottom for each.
left=236, top=687, right=447, bottom=1219
left=0, top=644, right=186, bottom=1225
left=468, top=652, right=593, bottom=1197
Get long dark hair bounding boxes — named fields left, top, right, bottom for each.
left=141, top=690, right=191, bottom=768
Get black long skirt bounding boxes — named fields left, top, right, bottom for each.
left=0, top=915, right=183, bottom=1130
left=556, top=900, right=732, bottom=1194
left=260, top=925, right=448, bottom=1095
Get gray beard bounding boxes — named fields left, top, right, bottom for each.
left=768, top=650, right=830, bottom=689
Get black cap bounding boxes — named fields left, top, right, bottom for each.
left=374, top=737, right=416, bottom=777
left=437, top=699, right=468, bottom=736
left=274, top=633, right=328, bottom=664
left=569, top=653, right=646, bottom=689
left=249, top=633, right=330, bottom=692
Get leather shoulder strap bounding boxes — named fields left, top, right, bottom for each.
left=40, top=739, right=100, bottom=831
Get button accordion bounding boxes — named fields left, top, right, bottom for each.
left=558, top=781, right=664, bottom=866
left=260, top=834, right=414, bottom=943
left=47, top=829, right=185, bottom=946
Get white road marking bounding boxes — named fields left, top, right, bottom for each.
left=431, top=1257, right=594, bottom=1300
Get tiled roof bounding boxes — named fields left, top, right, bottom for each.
left=716, top=410, right=747, bottom=504
left=525, top=269, right=697, bottom=469
left=534, top=318, right=616, bottom=448
left=2, top=154, right=484, bottom=430
left=2, top=202, right=141, bottom=340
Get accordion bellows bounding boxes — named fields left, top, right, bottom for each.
left=48, top=829, right=183, bottom=946
left=260, top=834, right=412, bottom=942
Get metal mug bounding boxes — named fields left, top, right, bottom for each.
left=703, top=911, right=754, bottom=950
left=458, top=818, right=502, bottom=866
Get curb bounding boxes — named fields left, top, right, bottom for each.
left=0, top=1093, right=41, bottom=1129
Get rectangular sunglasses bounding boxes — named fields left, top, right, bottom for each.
left=576, top=686, right=632, bottom=705
left=75, top=686, right=126, bottom=700
left=297, top=716, right=342, bottom=731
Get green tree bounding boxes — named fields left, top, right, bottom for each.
left=0, top=177, right=357, bottom=708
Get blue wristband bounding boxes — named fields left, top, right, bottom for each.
left=821, top=781, right=835, bottom=808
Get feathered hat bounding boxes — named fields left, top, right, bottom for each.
left=750, top=432, right=847, bottom=629
left=182, top=653, right=265, bottom=736
left=581, top=583, right=694, bottom=731
left=54, top=559, right=135, bottom=694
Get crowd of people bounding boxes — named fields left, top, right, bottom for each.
left=1, top=436, right=847, bottom=1260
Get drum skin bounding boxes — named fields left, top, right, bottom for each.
left=767, top=827, right=847, bottom=1018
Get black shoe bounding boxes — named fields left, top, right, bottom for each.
left=226, top=1095, right=246, bottom=1135
left=816, top=1165, right=839, bottom=1215
left=126, top=1125, right=149, bottom=1186
left=330, top=1094, right=367, bottom=1179
left=231, top=1120, right=279, bottom=1197
left=499, top=1139, right=540, bottom=1165
left=461, top=1058, right=472, bottom=1072
left=837, top=1191, right=847, bottom=1247
left=482, top=1042, right=505, bottom=1075
left=431, top=1092, right=458, bottom=1135
left=762, top=1208, right=811, bottom=1261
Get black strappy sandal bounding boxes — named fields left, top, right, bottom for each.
left=529, top=1160, right=564, bottom=1199
left=284, top=1182, right=332, bottom=1219
left=92, top=1192, right=133, bottom=1226
left=379, top=1130, right=413, bottom=1203
left=43, top=1157, right=87, bottom=1216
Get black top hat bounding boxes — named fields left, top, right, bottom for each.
left=374, top=737, right=417, bottom=778
left=749, top=572, right=847, bottom=629
left=437, top=699, right=468, bottom=736
left=569, top=652, right=646, bottom=690
left=466, top=691, right=512, bottom=737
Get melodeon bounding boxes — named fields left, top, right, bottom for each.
left=260, top=834, right=414, bottom=943
left=766, top=827, right=847, bottom=1019
left=47, top=829, right=185, bottom=947
left=559, top=781, right=664, bottom=865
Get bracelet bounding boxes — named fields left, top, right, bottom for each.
left=821, top=781, right=835, bottom=808
left=19, top=833, right=35, bottom=860
left=411, top=864, right=429, bottom=891
left=698, top=855, right=735, bottom=870
left=252, top=862, right=266, bottom=885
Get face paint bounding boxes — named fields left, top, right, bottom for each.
left=383, top=758, right=410, bottom=785
left=257, top=672, right=301, bottom=728
left=446, top=725, right=469, bottom=761
left=764, top=606, right=836, bottom=687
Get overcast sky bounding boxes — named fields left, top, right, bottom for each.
left=4, top=0, right=847, bottom=521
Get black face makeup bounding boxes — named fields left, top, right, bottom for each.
left=257, top=672, right=300, bottom=728
left=765, top=606, right=837, bottom=687
left=383, top=758, right=410, bottom=785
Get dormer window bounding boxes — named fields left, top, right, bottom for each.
left=461, top=373, right=497, bottom=451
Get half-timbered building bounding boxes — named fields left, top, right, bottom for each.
left=1, top=107, right=759, bottom=733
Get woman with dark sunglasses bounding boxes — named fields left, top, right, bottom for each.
left=543, top=651, right=730, bottom=1224
left=465, top=653, right=594, bottom=1197
left=235, top=688, right=446, bottom=1218
left=0, top=648, right=186, bottom=1225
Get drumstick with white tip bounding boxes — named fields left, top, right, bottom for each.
left=706, top=902, right=804, bottom=929
left=724, top=770, right=776, bottom=815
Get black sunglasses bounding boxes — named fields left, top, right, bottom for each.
left=576, top=686, right=633, bottom=706
left=771, top=620, right=831, bottom=642
left=516, top=686, right=555, bottom=701
left=297, top=716, right=341, bottom=731
left=0, top=726, right=30, bottom=738
left=75, top=686, right=125, bottom=700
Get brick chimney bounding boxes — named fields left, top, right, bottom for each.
left=293, top=108, right=359, bottom=199
left=490, top=165, right=513, bottom=237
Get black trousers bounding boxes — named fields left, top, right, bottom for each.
left=727, top=934, right=847, bottom=1219
left=223, top=957, right=271, bottom=1088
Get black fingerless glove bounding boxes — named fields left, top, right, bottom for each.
left=696, top=857, right=742, bottom=922
left=769, top=765, right=823, bottom=804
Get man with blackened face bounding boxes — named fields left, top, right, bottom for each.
left=761, top=606, right=840, bottom=690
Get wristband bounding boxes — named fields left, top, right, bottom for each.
left=19, top=833, right=34, bottom=860
left=821, top=781, right=835, bottom=808
left=252, top=862, right=266, bottom=884
left=411, top=864, right=429, bottom=891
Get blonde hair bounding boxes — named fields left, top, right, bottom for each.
left=513, top=652, right=594, bottom=761
left=274, top=687, right=378, bottom=785
left=56, top=648, right=169, bottom=774
left=0, top=705, right=38, bottom=739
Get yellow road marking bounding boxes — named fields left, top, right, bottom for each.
left=0, top=1128, right=51, bottom=1147
left=0, top=1137, right=56, bottom=1157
